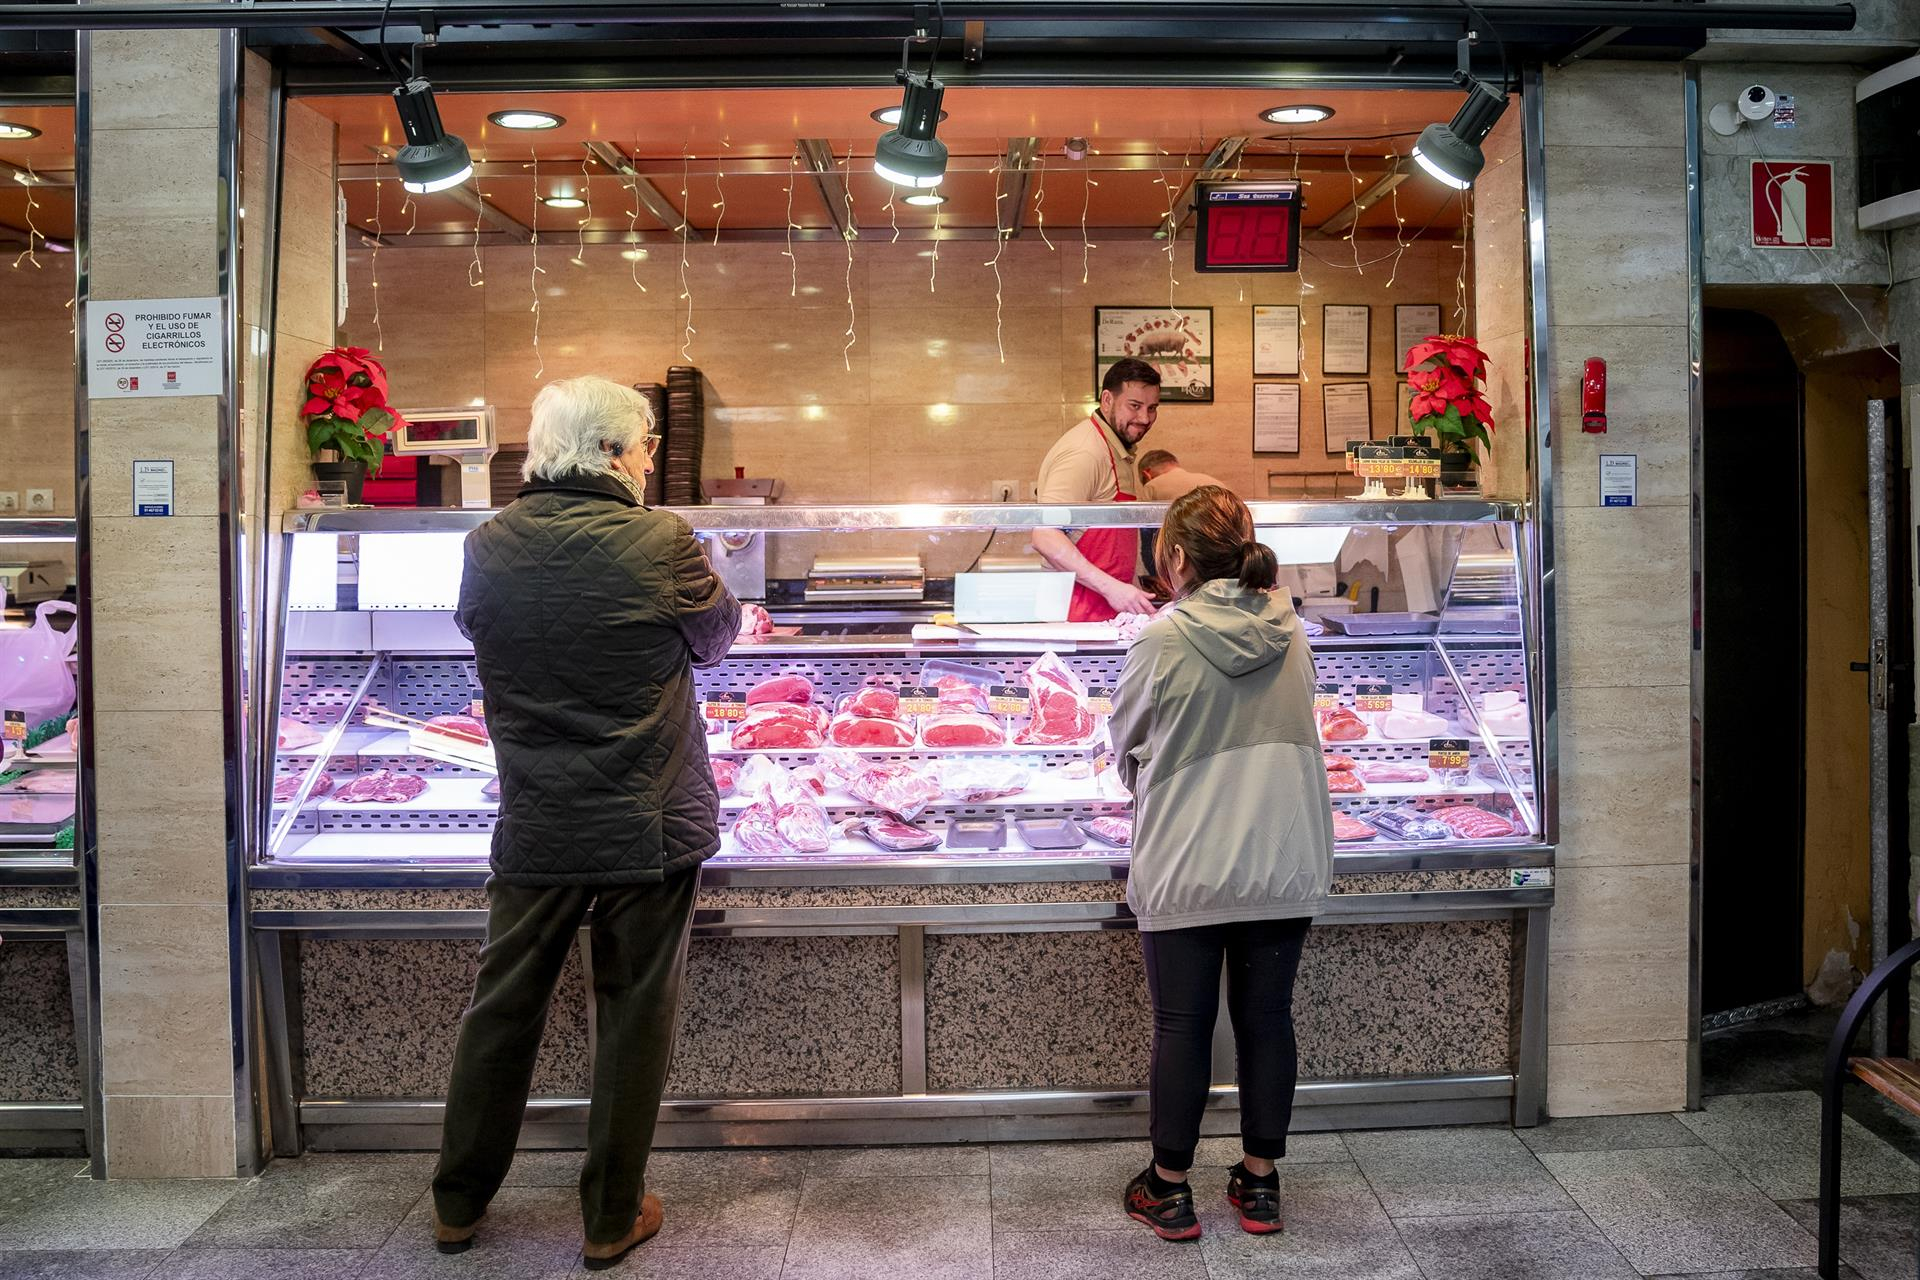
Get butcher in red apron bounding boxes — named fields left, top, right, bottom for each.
left=1031, top=358, right=1162, bottom=622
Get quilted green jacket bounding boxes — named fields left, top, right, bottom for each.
left=456, top=471, right=740, bottom=885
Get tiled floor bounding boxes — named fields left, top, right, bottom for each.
left=3, top=1011, right=1919, bottom=1278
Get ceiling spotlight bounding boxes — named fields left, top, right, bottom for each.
left=875, top=69, right=949, bottom=189
left=904, top=192, right=947, bottom=206
left=1260, top=104, right=1335, bottom=125
left=870, top=105, right=949, bottom=126
left=542, top=195, right=587, bottom=209
left=1411, top=34, right=1510, bottom=190
left=489, top=109, right=565, bottom=131
left=391, top=77, right=474, bottom=194
left=0, top=120, right=40, bottom=141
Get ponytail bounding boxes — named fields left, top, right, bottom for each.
left=1237, top=540, right=1279, bottom=592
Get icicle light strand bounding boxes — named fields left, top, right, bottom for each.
left=987, top=163, right=1007, bottom=363
left=11, top=160, right=43, bottom=269
left=467, top=169, right=485, bottom=288
left=1385, top=152, right=1408, bottom=291
left=782, top=148, right=800, bottom=298
left=842, top=138, right=857, bottom=373
left=930, top=204, right=941, bottom=293
left=1344, top=147, right=1365, bottom=275
left=625, top=137, right=647, bottom=292
left=369, top=174, right=385, bottom=352
left=571, top=150, right=592, bottom=266
left=1033, top=152, right=1054, bottom=252
left=886, top=186, right=898, bottom=244
left=711, top=138, right=730, bottom=244
left=529, top=149, right=545, bottom=379
left=1454, top=194, right=1473, bottom=329
left=1080, top=160, right=1097, bottom=286
left=678, top=148, right=695, bottom=362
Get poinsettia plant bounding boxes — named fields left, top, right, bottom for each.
left=302, top=346, right=404, bottom=474
left=1402, top=334, right=1495, bottom=459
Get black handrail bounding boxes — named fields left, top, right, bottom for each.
left=1817, top=935, right=1920, bottom=1279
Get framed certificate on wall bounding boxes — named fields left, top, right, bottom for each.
left=1253, top=383, right=1301, bottom=454
left=1094, top=307, right=1214, bottom=402
left=1321, top=304, right=1371, bottom=375
left=1394, top=304, right=1442, bottom=372
left=1323, top=382, right=1373, bottom=453
left=1252, top=305, right=1299, bottom=376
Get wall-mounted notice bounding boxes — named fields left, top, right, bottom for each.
left=87, top=297, right=221, bottom=399
left=132, top=460, right=174, bottom=517
left=1600, top=454, right=1637, bottom=507
left=1252, top=305, right=1300, bottom=376
left=1253, top=383, right=1301, bottom=453
left=1322, top=304, right=1371, bottom=374
left=1323, top=383, right=1373, bottom=452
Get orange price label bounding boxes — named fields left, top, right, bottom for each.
left=705, top=694, right=749, bottom=723
left=1354, top=683, right=1394, bottom=714
left=1428, top=737, right=1471, bottom=770
left=1313, top=682, right=1342, bottom=712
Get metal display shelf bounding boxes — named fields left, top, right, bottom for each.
left=0, top=518, right=77, bottom=542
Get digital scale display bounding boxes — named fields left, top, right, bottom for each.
left=1193, top=181, right=1303, bottom=273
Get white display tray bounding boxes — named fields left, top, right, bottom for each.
left=720, top=768, right=1131, bottom=812
left=706, top=731, right=1100, bottom=757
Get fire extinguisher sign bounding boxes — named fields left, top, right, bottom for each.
left=1750, top=161, right=1834, bottom=249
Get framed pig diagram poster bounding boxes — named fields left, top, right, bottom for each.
left=1094, top=307, right=1214, bottom=403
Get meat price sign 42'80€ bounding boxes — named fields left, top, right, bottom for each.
left=1193, top=181, right=1302, bottom=273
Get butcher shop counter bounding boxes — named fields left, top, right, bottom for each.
left=0, top=517, right=86, bottom=1153
left=248, top=501, right=1555, bottom=1154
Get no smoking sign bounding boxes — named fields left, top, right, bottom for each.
left=85, top=297, right=221, bottom=399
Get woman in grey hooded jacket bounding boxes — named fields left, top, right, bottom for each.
left=1109, top=485, right=1334, bottom=1242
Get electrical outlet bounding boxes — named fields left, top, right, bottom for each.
left=993, top=479, right=1014, bottom=503
left=0, top=492, right=16, bottom=512
left=1025, top=481, right=1040, bottom=501
left=24, top=489, right=52, bottom=512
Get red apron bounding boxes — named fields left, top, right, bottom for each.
left=1066, top=421, right=1139, bottom=623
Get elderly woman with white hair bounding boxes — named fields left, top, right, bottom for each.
left=431, top=375, right=739, bottom=1271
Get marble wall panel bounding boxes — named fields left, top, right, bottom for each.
left=298, top=938, right=590, bottom=1097
left=1703, top=154, right=1890, bottom=288
left=667, top=935, right=900, bottom=1098
left=0, top=938, right=81, bottom=1103
left=103, top=1095, right=236, bottom=1179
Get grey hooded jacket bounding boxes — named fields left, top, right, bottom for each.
left=1110, top=580, right=1333, bottom=931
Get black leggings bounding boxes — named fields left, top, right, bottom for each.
left=1139, top=916, right=1312, bottom=1172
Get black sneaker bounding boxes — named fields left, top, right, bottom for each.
left=1124, top=1166, right=1202, bottom=1241
left=1226, top=1162, right=1284, bottom=1234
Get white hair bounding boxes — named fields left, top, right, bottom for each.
left=522, top=376, right=655, bottom=482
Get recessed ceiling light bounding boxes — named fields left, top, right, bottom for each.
left=542, top=195, right=587, bottom=209
left=871, top=105, right=949, bottom=126
left=1260, top=104, right=1335, bottom=125
left=904, top=192, right=947, bottom=206
left=489, top=110, right=565, bottom=131
left=0, top=121, right=40, bottom=141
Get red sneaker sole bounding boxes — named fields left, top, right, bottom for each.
left=1127, top=1210, right=1203, bottom=1241
left=1227, top=1192, right=1285, bottom=1234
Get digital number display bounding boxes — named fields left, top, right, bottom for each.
left=1193, top=182, right=1303, bottom=273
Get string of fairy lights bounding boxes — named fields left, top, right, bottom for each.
left=339, top=136, right=1473, bottom=386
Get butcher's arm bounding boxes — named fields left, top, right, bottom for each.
left=1031, top=527, right=1152, bottom=615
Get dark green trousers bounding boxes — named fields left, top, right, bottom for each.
left=432, top=868, right=699, bottom=1245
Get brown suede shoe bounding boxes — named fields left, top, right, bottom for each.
left=581, top=1193, right=664, bottom=1271
left=431, top=1207, right=483, bottom=1255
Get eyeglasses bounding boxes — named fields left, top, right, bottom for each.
left=641, top=434, right=661, bottom=457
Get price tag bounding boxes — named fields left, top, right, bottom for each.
left=704, top=692, right=748, bottom=722
left=1403, top=443, right=1442, bottom=479
left=1510, top=868, right=1554, bottom=888
left=1356, top=444, right=1406, bottom=479
left=896, top=686, right=939, bottom=716
left=1343, top=440, right=1370, bottom=473
left=2, top=710, right=25, bottom=743
left=1314, top=682, right=1343, bottom=712
left=988, top=684, right=1031, bottom=717
left=1086, top=686, right=1115, bottom=716
left=468, top=700, right=486, bottom=720
left=1354, top=683, right=1394, bottom=714
left=1428, top=737, right=1471, bottom=770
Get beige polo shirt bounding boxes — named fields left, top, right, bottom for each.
left=1036, top=414, right=1138, bottom=505
left=1143, top=466, right=1228, bottom=503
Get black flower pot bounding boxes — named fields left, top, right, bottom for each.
left=311, top=460, right=365, bottom=504
left=1439, top=444, right=1479, bottom=494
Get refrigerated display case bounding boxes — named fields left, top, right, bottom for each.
left=251, top=501, right=1555, bottom=1152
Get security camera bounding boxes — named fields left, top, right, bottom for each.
left=1709, top=84, right=1778, bottom=136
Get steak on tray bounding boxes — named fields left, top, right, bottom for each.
left=333, top=771, right=430, bottom=804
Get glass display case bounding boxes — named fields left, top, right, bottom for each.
left=261, top=501, right=1548, bottom=877
left=0, top=518, right=79, bottom=868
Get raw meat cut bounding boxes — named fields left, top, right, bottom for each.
left=859, top=818, right=941, bottom=851
left=1324, top=753, right=1359, bottom=772
left=1113, top=612, right=1152, bottom=645
left=922, top=711, right=1005, bottom=749
left=730, top=702, right=827, bottom=750
left=1369, top=806, right=1453, bottom=841
left=1356, top=762, right=1431, bottom=784
left=1474, top=760, right=1535, bottom=786
left=1317, top=707, right=1369, bottom=742
left=6, top=770, right=75, bottom=794
left=1326, top=770, right=1365, bottom=794
left=791, top=764, right=828, bottom=796
left=838, top=687, right=901, bottom=720
left=1332, top=812, right=1377, bottom=842
left=272, top=773, right=334, bottom=804
left=738, top=603, right=774, bottom=637
left=1479, top=692, right=1530, bottom=736
left=845, top=762, right=942, bottom=821
left=1380, top=708, right=1450, bottom=739
left=1085, top=816, right=1133, bottom=847
left=712, top=759, right=738, bottom=797
left=423, top=714, right=489, bottom=743
left=937, top=760, right=1029, bottom=802
left=278, top=720, right=323, bottom=750
left=934, top=676, right=991, bottom=713
left=826, top=713, right=915, bottom=749
left=1015, top=651, right=1096, bottom=746
left=482, top=776, right=501, bottom=800
left=332, top=771, right=430, bottom=804
left=731, top=778, right=832, bottom=854
left=1, top=794, right=73, bottom=826
left=1434, top=806, right=1517, bottom=839
left=747, top=674, right=814, bottom=706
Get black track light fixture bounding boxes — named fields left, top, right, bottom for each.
left=377, top=0, right=473, bottom=194
left=1411, top=15, right=1511, bottom=191
left=875, top=0, right=950, bottom=190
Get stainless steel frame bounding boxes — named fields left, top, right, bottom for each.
left=1683, top=62, right=1708, bottom=1110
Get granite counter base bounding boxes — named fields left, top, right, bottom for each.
left=0, top=936, right=81, bottom=1105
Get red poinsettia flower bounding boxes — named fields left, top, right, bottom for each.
left=301, top=346, right=404, bottom=473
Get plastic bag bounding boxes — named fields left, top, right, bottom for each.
left=938, top=759, right=1029, bottom=802
left=845, top=761, right=942, bottom=822
left=1016, top=651, right=1096, bottom=746
left=732, top=765, right=833, bottom=854
left=0, top=601, right=78, bottom=725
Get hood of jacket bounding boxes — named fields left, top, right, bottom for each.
left=1167, top=580, right=1294, bottom=677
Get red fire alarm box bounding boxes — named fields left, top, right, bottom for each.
left=1582, top=358, right=1608, bottom=433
